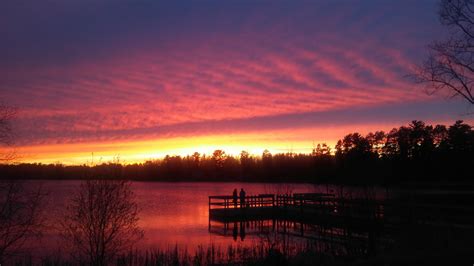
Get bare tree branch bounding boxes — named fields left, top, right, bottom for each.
left=414, top=0, right=474, bottom=105
left=0, top=181, right=47, bottom=263
left=61, top=180, right=143, bottom=265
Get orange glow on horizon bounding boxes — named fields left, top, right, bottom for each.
left=11, top=122, right=429, bottom=165
left=14, top=133, right=324, bottom=165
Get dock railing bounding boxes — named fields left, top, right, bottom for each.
left=209, top=194, right=275, bottom=211
left=209, top=192, right=387, bottom=219
left=209, top=193, right=338, bottom=210
left=276, top=193, right=335, bottom=207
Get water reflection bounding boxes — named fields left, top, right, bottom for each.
left=209, top=217, right=385, bottom=260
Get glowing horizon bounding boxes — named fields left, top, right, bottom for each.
left=13, top=116, right=471, bottom=165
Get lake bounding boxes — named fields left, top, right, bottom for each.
left=23, top=182, right=308, bottom=255
left=20, top=181, right=388, bottom=259
left=5, top=180, right=473, bottom=264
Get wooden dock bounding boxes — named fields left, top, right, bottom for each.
left=209, top=191, right=474, bottom=259
left=210, top=191, right=474, bottom=230
left=209, top=193, right=384, bottom=229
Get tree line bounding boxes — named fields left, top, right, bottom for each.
left=0, top=120, right=473, bottom=185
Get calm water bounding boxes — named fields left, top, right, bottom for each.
left=12, top=180, right=472, bottom=264
left=19, top=181, right=388, bottom=259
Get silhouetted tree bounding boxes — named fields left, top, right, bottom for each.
left=336, top=133, right=373, bottom=160
left=192, top=152, right=201, bottom=167
left=312, top=143, right=335, bottom=181
left=447, top=120, right=474, bottom=151
left=61, top=180, right=143, bottom=265
left=433, top=124, right=449, bottom=147
left=336, top=133, right=376, bottom=182
left=384, top=126, right=411, bottom=160
left=261, top=149, right=273, bottom=178
left=212, top=150, right=226, bottom=169
left=0, top=182, right=46, bottom=263
left=162, top=155, right=183, bottom=180
left=0, top=106, right=46, bottom=263
left=408, top=120, right=435, bottom=159
left=366, top=131, right=386, bottom=156
left=240, top=150, right=250, bottom=163
left=312, top=143, right=332, bottom=157
left=415, top=0, right=474, bottom=104
left=240, top=150, right=254, bottom=178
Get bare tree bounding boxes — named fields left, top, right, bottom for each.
left=414, top=0, right=474, bottom=105
left=0, top=182, right=45, bottom=262
left=0, top=105, right=46, bottom=263
left=61, top=180, right=144, bottom=265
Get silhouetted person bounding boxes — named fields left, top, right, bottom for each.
left=239, top=188, right=246, bottom=208
left=232, top=188, right=238, bottom=208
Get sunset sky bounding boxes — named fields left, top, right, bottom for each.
left=1, top=0, right=472, bottom=164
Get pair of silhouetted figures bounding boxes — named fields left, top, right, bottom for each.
left=232, top=188, right=246, bottom=208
